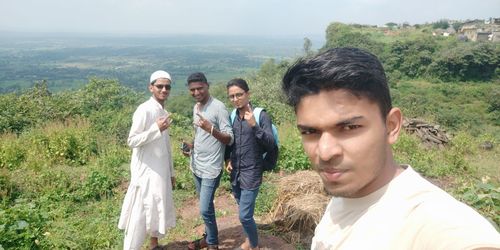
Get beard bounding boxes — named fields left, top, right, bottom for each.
left=321, top=179, right=358, bottom=198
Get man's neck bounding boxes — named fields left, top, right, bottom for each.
left=152, top=97, right=164, bottom=108
left=238, top=103, right=251, bottom=113
left=199, top=95, right=211, bottom=106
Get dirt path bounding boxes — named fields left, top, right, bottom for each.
left=164, top=191, right=296, bottom=250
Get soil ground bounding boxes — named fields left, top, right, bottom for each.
left=163, top=191, right=297, bottom=250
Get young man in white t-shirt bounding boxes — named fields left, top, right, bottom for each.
left=281, top=48, right=500, bottom=250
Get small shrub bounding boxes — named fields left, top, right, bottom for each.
left=94, top=142, right=130, bottom=183
left=255, top=181, right=278, bottom=215
left=393, top=132, right=443, bottom=177
left=443, top=132, right=475, bottom=173
left=0, top=135, right=25, bottom=170
left=278, top=141, right=310, bottom=172
left=0, top=170, right=20, bottom=202
left=35, top=170, right=79, bottom=202
left=0, top=200, right=48, bottom=250
left=172, top=149, right=195, bottom=191
left=22, top=120, right=98, bottom=167
left=78, top=171, right=114, bottom=201
left=453, top=180, right=500, bottom=228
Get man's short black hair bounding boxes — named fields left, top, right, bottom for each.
left=282, top=47, right=392, bottom=119
left=187, top=72, right=208, bottom=85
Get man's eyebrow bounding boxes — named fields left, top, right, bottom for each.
left=335, top=116, right=364, bottom=126
left=297, top=116, right=365, bottom=130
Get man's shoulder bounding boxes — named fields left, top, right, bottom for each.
left=209, top=97, right=226, bottom=108
left=396, top=167, right=472, bottom=216
left=402, top=177, right=500, bottom=242
left=408, top=194, right=500, bottom=248
left=392, top=170, right=500, bottom=248
left=136, top=99, right=152, bottom=109
left=207, top=98, right=229, bottom=116
left=135, top=98, right=159, bottom=114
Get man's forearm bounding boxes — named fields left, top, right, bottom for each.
left=211, top=126, right=232, bottom=145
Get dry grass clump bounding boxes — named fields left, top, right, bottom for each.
left=267, top=171, right=331, bottom=246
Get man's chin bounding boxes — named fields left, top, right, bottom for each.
left=322, top=181, right=356, bottom=197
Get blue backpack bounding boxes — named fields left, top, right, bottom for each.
left=230, top=107, right=279, bottom=171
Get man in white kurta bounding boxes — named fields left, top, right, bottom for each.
left=118, top=70, right=176, bottom=250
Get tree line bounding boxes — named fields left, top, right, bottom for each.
left=321, top=22, right=499, bottom=82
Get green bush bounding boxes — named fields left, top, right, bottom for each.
left=0, top=171, right=20, bottom=202
left=432, top=20, right=450, bottom=29
left=429, top=42, right=499, bottom=82
left=386, top=36, right=437, bottom=79
left=168, top=114, right=197, bottom=191
left=0, top=78, right=141, bottom=138
left=486, top=88, right=500, bottom=126
left=454, top=180, right=500, bottom=228
left=40, top=199, right=123, bottom=249
left=34, top=169, right=81, bottom=202
left=322, top=22, right=384, bottom=56
left=77, top=78, right=141, bottom=116
left=88, top=108, right=134, bottom=143
left=0, top=200, right=48, bottom=250
left=0, top=135, right=25, bottom=170
left=393, top=130, right=483, bottom=178
left=95, top=143, right=130, bottom=181
left=21, top=121, right=99, bottom=167
left=77, top=171, right=115, bottom=201
left=255, top=180, right=278, bottom=215
left=277, top=125, right=310, bottom=172
left=0, top=93, right=30, bottom=134
left=393, top=132, right=443, bottom=177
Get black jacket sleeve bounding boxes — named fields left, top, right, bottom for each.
left=252, top=110, right=277, bottom=153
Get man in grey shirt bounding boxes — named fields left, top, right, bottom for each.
left=184, top=72, right=233, bottom=250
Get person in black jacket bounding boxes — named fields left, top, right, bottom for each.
left=225, top=78, right=277, bottom=250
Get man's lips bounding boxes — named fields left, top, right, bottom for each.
left=320, top=169, right=346, bottom=182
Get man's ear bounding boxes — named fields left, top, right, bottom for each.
left=386, top=107, right=403, bottom=145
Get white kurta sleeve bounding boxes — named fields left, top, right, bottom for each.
left=127, top=107, right=162, bottom=148
left=167, top=132, right=175, bottom=178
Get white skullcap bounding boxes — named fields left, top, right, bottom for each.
left=150, top=70, right=172, bottom=84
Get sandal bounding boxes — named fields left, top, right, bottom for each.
left=187, top=233, right=207, bottom=250
left=207, top=245, right=219, bottom=250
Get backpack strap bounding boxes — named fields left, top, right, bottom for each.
left=231, top=107, right=264, bottom=126
left=230, top=109, right=237, bottom=125
left=253, top=107, right=264, bottom=127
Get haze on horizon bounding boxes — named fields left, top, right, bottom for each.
left=1, top=0, right=499, bottom=38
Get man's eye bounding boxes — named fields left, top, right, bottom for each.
left=343, top=124, right=361, bottom=131
left=300, top=128, right=317, bottom=135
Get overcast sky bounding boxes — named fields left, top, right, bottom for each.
left=1, top=0, right=499, bottom=37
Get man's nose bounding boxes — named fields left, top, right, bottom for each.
left=317, top=132, right=342, bottom=162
